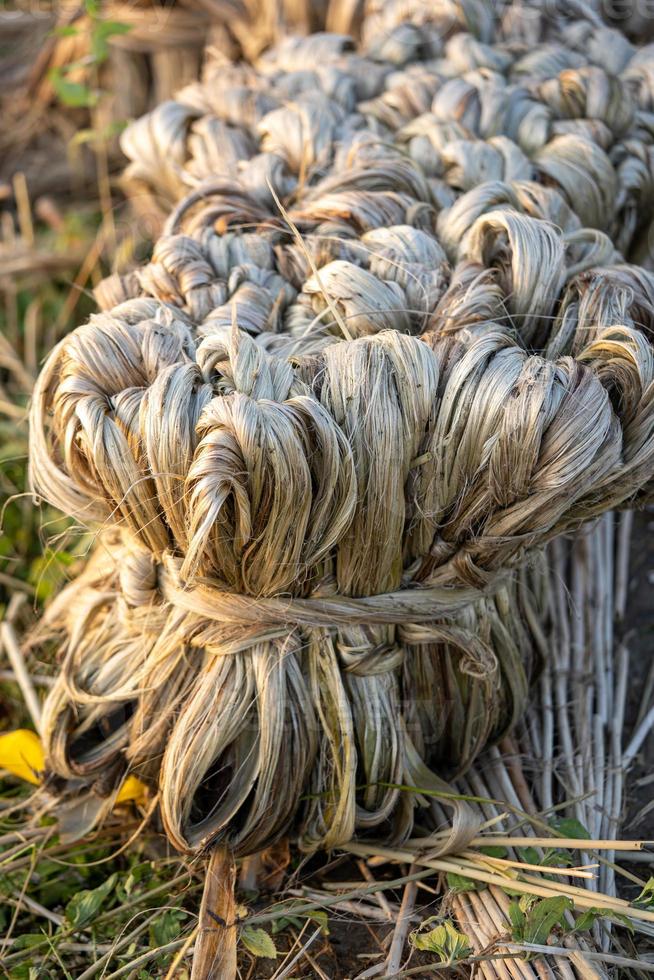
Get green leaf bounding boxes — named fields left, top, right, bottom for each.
left=573, top=908, right=598, bottom=933
left=479, top=845, right=508, bottom=858
left=518, top=894, right=538, bottom=914
left=271, top=908, right=329, bottom=936
left=241, top=926, right=277, bottom=959
left=115, top=861, right=152, bottom=902
left=150, top=909, right=184, bottom=947
left=549, top=817, right=591, bottom=840
left=541, top=848, right=572, bottom=868
left=307, top=909, right=329, bottom=935
left=91, top=20, right=132, bottom=62
left=8, top=966, right=37, bottom=980
left=12, top=934, right=44, bottom=950
left=523, top=896, right=573, bottom=945
left=508, top=899, right=526, bottom=941
left=411, top=919, right=472, bottom=965
left=633, top=877, right=654, bottom=910
left=518, top=846, right=540, bottom=866
left=29, top=549, right=75, bottom=601
left=271, top=914, right=303, bottom=934
left=48, top=67, right=98, bottom=108
left=51, top=25, right=79, bottom=37
left=446, top=871, right=483, bottom=894
left=65, top=872, right=117, bottom=928
left=573, top=907, right=634, bottom=934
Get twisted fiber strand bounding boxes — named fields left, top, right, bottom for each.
left=29, top=0, right=654, bottom=857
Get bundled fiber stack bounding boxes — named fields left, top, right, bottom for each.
left=27, top=0, right=654, bottom=972
left=1, top=0, right=327, bottom=200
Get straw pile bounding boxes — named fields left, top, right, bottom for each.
left=26, top=3, right=654, bottom=971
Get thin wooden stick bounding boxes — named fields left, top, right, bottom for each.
left=467, top=837, right=650, bottom=852
left=624, top=705, right=654, bottom=767
left=274, top=925, right=323, bottom=980
left=357, top=859, right=394, bottom=922
left=461, top=850, right=598, bottom=879
left=507, top=942, right=654, bottom=973
left=0, top=670, right=54, bottom=688
left=384, top=868, right=417, bottom=977
left=346, top=843, right=654, bottom=925
left=0, top=621, right=42, bottom=734
left=191, top=847, right=237, bottom=980
left=163, top=926, right=198, bottom=980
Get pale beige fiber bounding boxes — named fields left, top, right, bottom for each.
left=29, top=0, right=654, bottom=858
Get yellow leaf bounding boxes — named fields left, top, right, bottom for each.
left=115, top=774, right=148, bottom=805
left=0, top=729, right=44, bottom=785
left=0, top=730, right=147, bottom=806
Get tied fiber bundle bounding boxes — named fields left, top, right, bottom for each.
left=29, top=0, right=654, bottom=863
left=31, top=280, right=654, bottom=855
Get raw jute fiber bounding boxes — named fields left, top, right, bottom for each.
left=29, top=0, right=654, bottom=859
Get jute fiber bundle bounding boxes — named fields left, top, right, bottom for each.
left=29, top=0, right=654, bottom=872
left=116, top=0, right=654, bottom=253
left=1, top=0, right=324, bottom=201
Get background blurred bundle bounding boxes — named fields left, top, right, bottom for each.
left=0, top=0, right=330, bottom=205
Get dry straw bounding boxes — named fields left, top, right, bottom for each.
left=27, top=0, right=654, bottom=944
